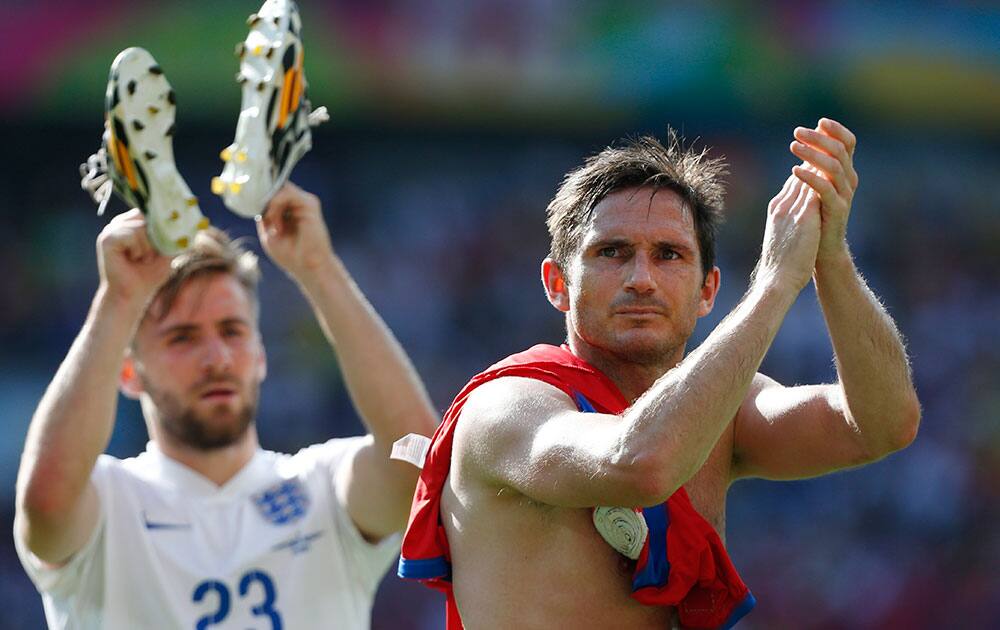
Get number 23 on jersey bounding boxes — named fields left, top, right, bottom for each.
left=193, top=569, right=282, bottom=630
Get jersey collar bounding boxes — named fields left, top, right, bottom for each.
left=141, top=441, right=274, bottom=499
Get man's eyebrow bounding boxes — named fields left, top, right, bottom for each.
left=588, top=237, right=632, bottom=249
left=218, top=317, right=251, bottom=328
left=157, top=323, right=199, bottom=338
left=655, top=240, right=695, bottom=253
left=587, top=237, right=695, bottom=253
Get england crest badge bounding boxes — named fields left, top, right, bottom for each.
left=252, top=478, right=311, bottom=525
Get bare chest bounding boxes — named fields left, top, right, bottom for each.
left=681, top=431, right=734, bottom=538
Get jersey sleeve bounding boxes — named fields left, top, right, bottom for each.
left=13, top=455, right=116, bottom=599
left=300, top=437, right=401, bottom=594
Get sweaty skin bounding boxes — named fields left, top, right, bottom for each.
left=438, top=120, right=919, bottom=628
left=443, top=398, right=734, bottom=629
left=443, top=186, right=751, bottom=628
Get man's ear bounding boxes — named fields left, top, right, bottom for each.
left=698, top=266, right=721, bottom=318
left=120, top=353, right=144, bottom=400
left=541, top=258, right=570, bottom=313
left=256, top=341, right=267, bottom=383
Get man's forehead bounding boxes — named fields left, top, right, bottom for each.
left=152, top=275, right=254, bottom=330
left=583, top=187, right=695, bottom=243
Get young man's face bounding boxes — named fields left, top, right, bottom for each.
left=128, top=273, right=266, bottom=450
left=550, top=186, right=719, bottom=365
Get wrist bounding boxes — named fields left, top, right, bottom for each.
left=750, top=265, right=808, bottom=302
left=294, top=250, right=348, bottom=294
left=814, top=246, right=854, bottom=281
left=90, top=285, right=148, bottom=342
left=750, top=275, right=801, bottom=311
left=95, top=283, right=150, bottom=319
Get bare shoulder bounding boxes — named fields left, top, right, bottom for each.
left=743, top=371, right=781, bottom=404
left=456, top=377, right=577, bottom=447
left=454, top=377, right=577, bottom=476
left=460, top=376, right=575, bottom=425
left=732, top=371, right=872, bottom=480
left=736, top=371, right=841, bottom=425
left=731, top=372, right=783, bottom=478
left=734, top=371, right=803, bottom=425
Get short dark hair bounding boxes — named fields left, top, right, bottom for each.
left=143, top=227, right=261, bottom=325
left=546, top=129, right=727, bottom=277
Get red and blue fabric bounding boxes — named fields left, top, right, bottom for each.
left=399, top=344, right=755, bottom=629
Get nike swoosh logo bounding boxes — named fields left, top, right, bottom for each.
left=142, top=511, right=191, bottom=530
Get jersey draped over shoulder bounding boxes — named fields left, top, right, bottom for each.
left=14, top=437, right=398, bottom=630
left=399, top=343, right=755, bottom=630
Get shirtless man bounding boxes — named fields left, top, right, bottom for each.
left=400, top=119, right=920, bottom=628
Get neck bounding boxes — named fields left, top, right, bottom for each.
left=567, top=337, right=685, bottom=402
left=152, top=426, right=260, bottom=486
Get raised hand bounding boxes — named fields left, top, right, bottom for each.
left=96, top=208, right=173, bottom=308
left=790, top=118, right=858, bottom=265
left=256, top=182, right=335, bottom=281
left=755, top=173, right=822, bottom=292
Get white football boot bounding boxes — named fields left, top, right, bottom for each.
left=213, top=0, right=328, bottom=218
left=80, top=47, right=209, bottom=255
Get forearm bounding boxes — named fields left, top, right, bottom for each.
left=17, top=286, right=140, bottom=518
left=295, top=253, right=438, bottom=453
left=814, top=250, right=920, bottom=454
left=618, top=279, right=799, bottom=499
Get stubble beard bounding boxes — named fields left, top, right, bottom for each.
left=572, top=307, right=696, bottom=372
left=607, top=326, right=689, bottom=369
left=144, top=378, right=258, bottom=451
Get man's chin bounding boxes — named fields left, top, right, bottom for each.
left=607, top=329, right=683, bottom=363
left=161, top=406, right=255, bottom=451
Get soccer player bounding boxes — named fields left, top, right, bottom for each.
left=15, top=183, right=438, bottom=629
left=399, top=119, right=920, bottom=628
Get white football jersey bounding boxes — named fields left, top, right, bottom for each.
left=15, top=437, right=400, bottom=630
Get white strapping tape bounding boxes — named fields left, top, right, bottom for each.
left=592, top=506, right=649, bottom=560
left=390, top=433, right=432, bottom=470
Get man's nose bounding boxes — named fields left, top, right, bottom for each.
left=200, top=336, right=233, bottom=372
left=624, top=253, right=656, bottom=294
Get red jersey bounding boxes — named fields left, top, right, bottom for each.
left=399, top=344, right=754, bottom=629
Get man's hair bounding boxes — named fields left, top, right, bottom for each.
left=144, top=227, right=261, bottom=325
left=545, top=129, right=727, bottom=278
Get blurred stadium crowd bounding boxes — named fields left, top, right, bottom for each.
left=2, top=1, right=997, bottom=628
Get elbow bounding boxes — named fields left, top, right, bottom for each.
left=16, top=486, right=60, bottom=556
left=17, top=464, right=77, bottom=527
left=18, top=478, right=63, bottom=526
left=863, top=394, right=921, bottom=461
left=891, top=395, right=922, bottom=452
left=611, top=449, right=688, bottom=507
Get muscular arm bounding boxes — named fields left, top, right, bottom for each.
left=815, top=253, right=919, bottom=454
left=16, top=211, right=170, bottom=563
left=300, top=253, right=437, bottom=538
left=732, top=268, right=919, bottom=481
left=459, top=279, right=801, bottom=508
left=460, top=172, right=824, bottom=508
left=733, top=119, right=919, bottom=480
left=259, top=184, right=438, bottom=540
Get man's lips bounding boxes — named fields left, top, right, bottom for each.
left=615, top=307, right=665, bottom=316
left=199, top=387, right=238, bottom=400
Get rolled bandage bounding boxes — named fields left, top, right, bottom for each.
left=390, top=433, right=432, bottom=469
left=592, top=506, right=648, bottom=560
